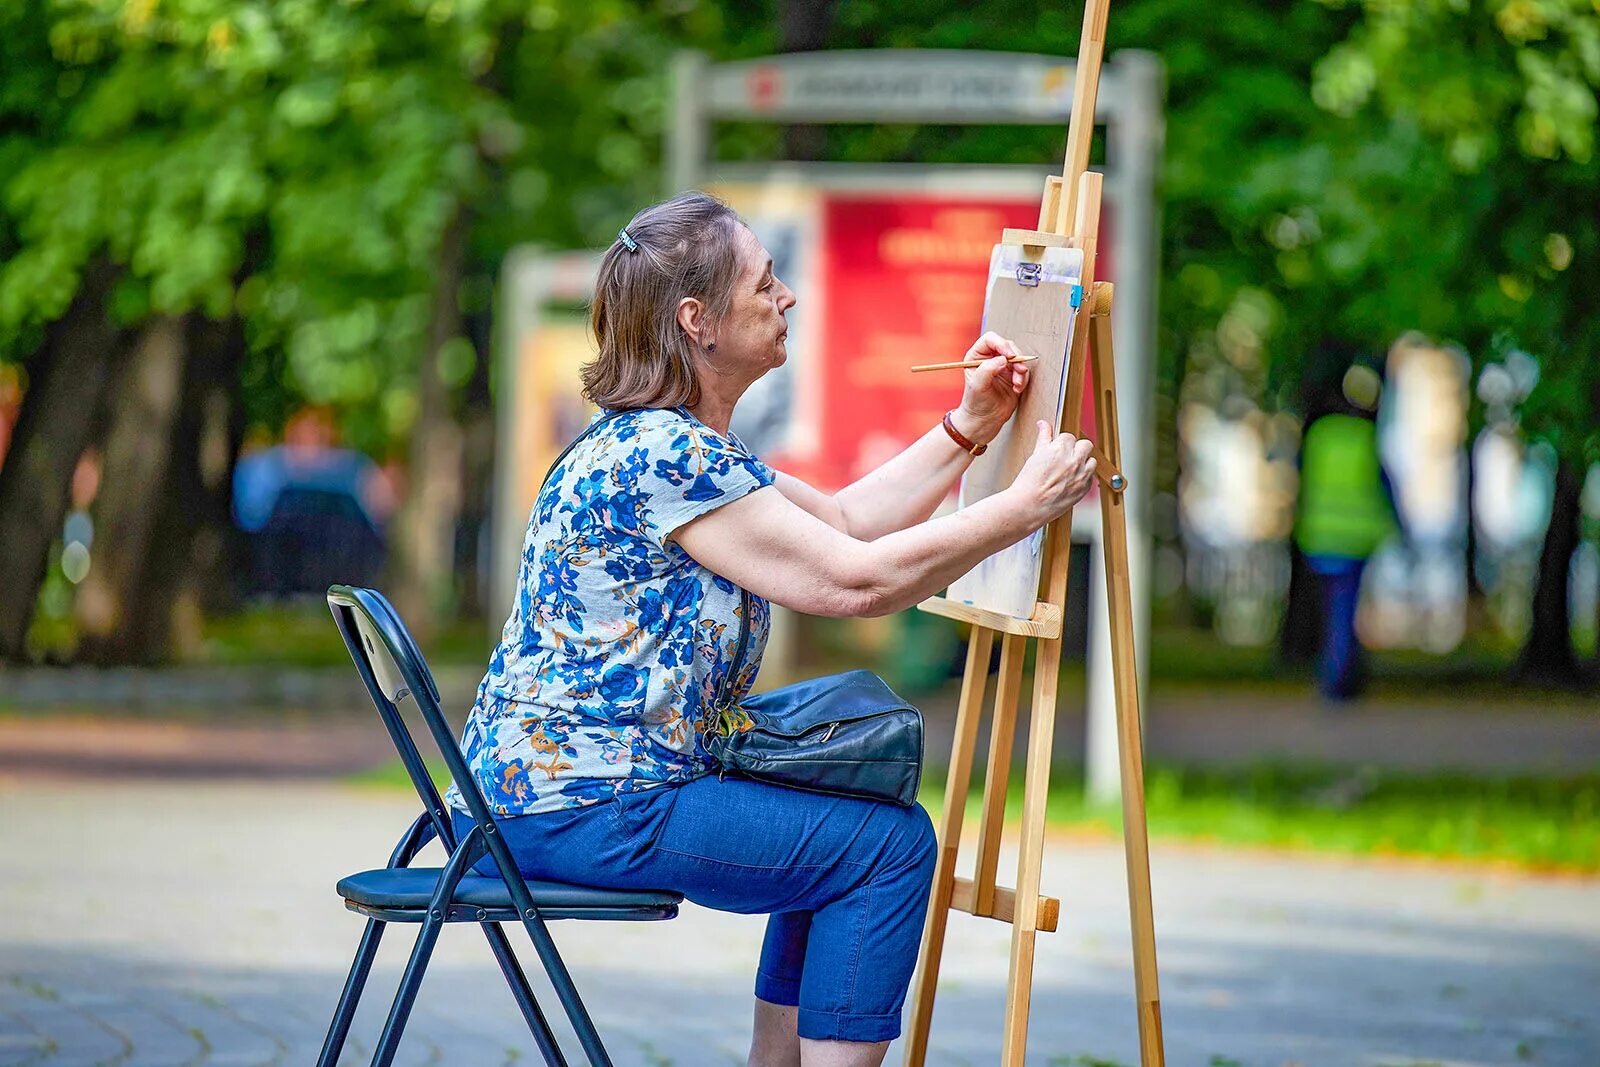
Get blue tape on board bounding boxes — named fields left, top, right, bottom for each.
left=1070, top=284, right=1083, bottom=309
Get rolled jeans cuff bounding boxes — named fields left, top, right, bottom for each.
left=796, top=1006, right=901, bottom=1043
left=754, top=968, right=801, bottom=1007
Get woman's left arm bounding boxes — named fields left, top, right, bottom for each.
left=773, top=332, right=1031, bottom=540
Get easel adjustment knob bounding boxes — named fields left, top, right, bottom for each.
left=1091, top=281, right=1114, bottom=317
left=1109, top=473, right=1127, bottom=492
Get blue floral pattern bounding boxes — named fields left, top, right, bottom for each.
left=448, top=408, right=774, bottom=816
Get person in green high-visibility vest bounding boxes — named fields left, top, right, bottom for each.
left=1293, top=359, right=1400, bottom=700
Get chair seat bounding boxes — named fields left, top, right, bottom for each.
left=338, top=867, right=682, bottom=921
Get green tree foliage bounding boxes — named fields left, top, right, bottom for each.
left=1308, top=0, right=1599, bottom=679
left=2, top=0, right=715, bottom=452
left=0, top=0, right=719, bottom=658
left=3, top=0, right=1595, bottom=666
left=1311, top=0, right=1599, bottom=465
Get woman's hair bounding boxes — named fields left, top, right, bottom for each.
left=582, top=192, right=746, bottom=410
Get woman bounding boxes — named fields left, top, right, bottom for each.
left=450, top=192, right=1097, bottom=1067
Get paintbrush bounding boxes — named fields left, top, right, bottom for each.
left=909, top=354, right=1038, bottom=374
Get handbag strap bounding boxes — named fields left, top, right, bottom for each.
left=536, top=408, right=629, bottom=496
left=712, top=589, right=753, bottom=717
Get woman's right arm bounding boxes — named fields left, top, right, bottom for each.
left=673, top=422, right=1097, bottom=617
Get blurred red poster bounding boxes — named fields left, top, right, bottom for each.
left=809, top=194, right=1111, bottom=493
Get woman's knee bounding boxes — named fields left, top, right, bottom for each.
left=909, top=802, right=937, bottom=874
left=878, top=800, right=938, bottom=878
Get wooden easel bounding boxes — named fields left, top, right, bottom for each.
left=903, top=1, right=1165, bottom=1064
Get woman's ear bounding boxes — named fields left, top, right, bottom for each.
left=676, top=296, right=707, bottom=347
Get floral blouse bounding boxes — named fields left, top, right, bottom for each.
left=449, top=407, right=774, bottom=816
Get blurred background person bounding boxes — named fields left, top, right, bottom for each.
left=1292, top=342, right=1400, bottom=701
left=232, top=407, right=395, bottom=599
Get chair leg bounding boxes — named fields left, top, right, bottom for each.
left=481, top=923, right=569, bottom=1067
left=317, top=919, right=385, bottom=1067
left=519, top=916, right=613, bottom=1067
left=368, top=917, right=443, bottom=1067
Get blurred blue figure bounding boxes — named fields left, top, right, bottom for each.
left=233, top=408, right=394, bottom=596
left=1293, top=357, right=1399, bottom=701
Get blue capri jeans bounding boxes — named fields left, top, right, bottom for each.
left=454, top=775, right=937, bottom=1043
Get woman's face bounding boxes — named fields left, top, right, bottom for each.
left=711, top=225, right=796, bottom=378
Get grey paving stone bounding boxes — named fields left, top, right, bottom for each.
left=2, top=999, right=133, bottom=1066
left=1, top=780, right=1597, bottom=1066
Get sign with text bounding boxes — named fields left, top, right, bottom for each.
left=705, top=51, right=1115, bottom=124
left=767, top=192, right=1112, bottom=493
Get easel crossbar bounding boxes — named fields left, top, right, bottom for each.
left=917, top=596, right=1062, bottom=638
left=950, top=877, right=1060, bottom=932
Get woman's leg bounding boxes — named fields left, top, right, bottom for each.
left=607, top=777, right=937, bottom=1050
left=464, top=779, right=937, bottom=1056
left=800, top=1038, right=889, bottom=1067
left=748, top=1000, right=886, bottom=1067
left=749, top=998, right=800, bottom=1067
left=750, top=910, right=807, bottom=1066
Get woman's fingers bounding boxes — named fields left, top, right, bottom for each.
left=1009, top=362, right=1031, bottom=393
left=963, top=354, right=1010, bottom=401
left=970, top=331, right=1022, bottom=362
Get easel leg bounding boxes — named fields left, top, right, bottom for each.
left=1090, top=313, right=1165, bottom=1066
left=974, top=632, right=1026, bottom=914
left=904, top=626, right=995, bottom=1067
left=995, top=249, right=1097, bottom=1066
left=999, top=629, right=1064, bottom=1065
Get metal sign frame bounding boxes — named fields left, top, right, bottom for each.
left=494, top=47, right=1163, bottom=802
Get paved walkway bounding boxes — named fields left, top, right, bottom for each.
left=2, top=779, right=1596, bottom=1067
left=5, top=677, right=1599, bottom=784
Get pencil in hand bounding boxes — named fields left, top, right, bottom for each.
left=909, top=354, right=1039, bottom=374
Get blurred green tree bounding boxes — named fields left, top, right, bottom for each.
left=0, top=0, right=715, bottom=661
left=3, top=0, right=1593, bottom=681
left=1303, top=0, right=1600, bottom=681
left=721, top=0, right=1597, bottom=681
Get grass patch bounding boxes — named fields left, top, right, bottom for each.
left=171, top=604, right=1589, bottom=706
left=348, top=757, right=450, bottom=793
left=919, top=763, right=1600, bottom=873
left=351, top=757, right=1600, bottom=872
left=190, top=602, right=489, bottom=668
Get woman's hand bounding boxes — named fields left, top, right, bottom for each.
left=953, top=331, right=1031, bottom=444
left=953, top=329, right=1030, bottom=441
left=1007, top=421, right=1097, bottom=524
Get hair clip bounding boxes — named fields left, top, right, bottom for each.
left=618, top=228, right=639, bottom=253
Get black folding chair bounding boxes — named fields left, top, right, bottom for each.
left=318, top=585, right=682, bottom=1067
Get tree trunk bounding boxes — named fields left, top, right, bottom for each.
left=1514, top=459, right=1584, bottom=686
left=1593, top=538, right=1600, bottom=680
left=390, top=206, right=469, bottom=634
left=779, top=0, right=839, bottom=161
left=456, top=301, right=497, bottom=622
left=0, top=261, right=124, bottom=661
left=74, top=315, right=189, bottom=665
left=122, top=312, right=250, bottom=663
left=1278, top=540, right=1320, bottom=665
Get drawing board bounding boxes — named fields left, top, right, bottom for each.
left=946, top=243, right=1084, bottom=619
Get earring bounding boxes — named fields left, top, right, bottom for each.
left=706, top=342, right=717, bottom=353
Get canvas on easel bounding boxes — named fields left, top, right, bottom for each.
left=903, top=0, right=1166, bottom=1064
left=946, top=245, right=1085, bottom=620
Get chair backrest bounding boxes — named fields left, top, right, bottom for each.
left=326, top=585, right=494, bottom=860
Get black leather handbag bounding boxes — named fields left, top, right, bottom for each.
left=703, top=591, right=924, bottom=807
